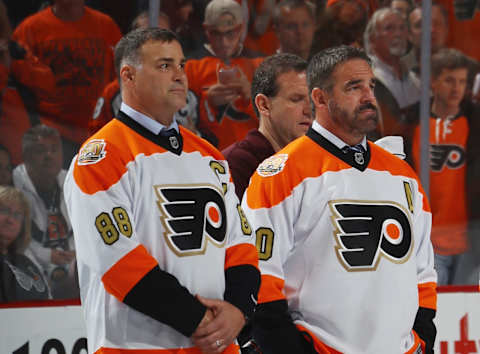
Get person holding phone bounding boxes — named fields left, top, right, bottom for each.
left=185, top=0, right=264, bottom=150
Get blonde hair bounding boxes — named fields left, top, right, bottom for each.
left=0, top=186, right=31, bottom=254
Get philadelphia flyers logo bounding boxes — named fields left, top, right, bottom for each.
left=430, top=144, right=465, bottom=171
left=154, top=184, right=227, bottom=256
left=329, top=200, right=413, bottom=271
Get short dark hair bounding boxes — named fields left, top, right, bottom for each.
left=307, top=45, right=371, bottom=92
left=251, top=53, right=308, bottom=117
left=115, top=28, right=180, bottom=72
left=273, top=0, right=316, bottom=26
left=431, top=48, right=470, bottom=78
left=307, top=45, right=371, bottom=114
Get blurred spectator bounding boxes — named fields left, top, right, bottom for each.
left=310, top=0, right=369, bottom=55
left=364, top=7, right=419, bottom=138
left=0, top=145, right=13, bottom=186
left=404, top=2, right=479, bottom=99
left=160, top=0, right=204, bottom=58
left=129, top=10, right=170, bottom=32
left=0, top=0, right=55, bottom=165
left=186, top=0, right=264, bottom=149
left=0, top=185, right=51, bottom=302
left=410, top=48, right=479, bottom=285
left=273, top=0, right=316, bottom=60
left=390, top=0, right=413, bottom=20
left=12, top=125, right=78, bottom=299
left=403, top=3, right=448, bottom=77
left=13, top=0, right=122, bottom=166
left=223, top=53, right=311, bottom=200
left=243, top=0, right=279, bottom=56
left=435, top=0, right=480, bottom=63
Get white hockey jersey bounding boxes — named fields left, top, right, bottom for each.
left=242, top=126, right=437, bottom=354
left=64, top=112, right=259, bottom=354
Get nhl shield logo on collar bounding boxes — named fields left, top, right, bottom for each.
left=354, top=152, right=364, bottom=165
left=169, top=136, right=179, bottom=149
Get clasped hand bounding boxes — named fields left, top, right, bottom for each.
left=191, top=295, right=246, bottom=354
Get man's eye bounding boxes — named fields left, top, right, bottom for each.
left=159, top=63, right=169, bottom=70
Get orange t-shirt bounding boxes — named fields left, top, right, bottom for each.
left=13, top=6, right=122, bottom=144
left=412, top=115, right=469, bottom=255
left=435, top=0, right=480, bottom=62
left=185, top=53, right=263, bottom=150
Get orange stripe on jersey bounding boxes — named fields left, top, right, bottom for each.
left=258, top=274, right=286, bottom=304
left=101, top=245, right=158, bottom=302
left=95, top=344, right=239, bottom=353
left=296, top=324, right=342, bottom=354
left=224, top=243, right=258, bottom=270
left=246, top=137, right=430, bottom=212
left=74, top=121, right=229, bottom=195
left=407, top=330, right=425, bottom=354
left=418, top=282, right=437, bottom=310
left=246, top=136, right=351, bottom=209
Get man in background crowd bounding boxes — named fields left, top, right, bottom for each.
left=13, top=0, right=122, bottom=166
left=186, top=0, right=263, bottom=149
left=272, top=0, right=316, bottom=61
left=13, top=125, right=77, bottom=299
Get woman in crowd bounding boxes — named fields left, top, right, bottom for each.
left=0, top=186, right=50, bottom=302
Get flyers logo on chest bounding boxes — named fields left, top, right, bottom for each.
left=154, top=184, right=227, bottom=256
left=329, top=200, right=414, bottom=271
left=430, top=144, right=465, bottom=171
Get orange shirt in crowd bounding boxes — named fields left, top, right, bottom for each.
left=13, top=6, right=122, bottom=144
left=412, top=115, right=469, bottom=255
left=185, top=54, right=263, bottom=150
left=435, top=0, right=480, bottom=62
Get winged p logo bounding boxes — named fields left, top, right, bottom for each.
left=155, top=184, right=227, bottom=256
left=329, top=200, right=414, bottom=271
left=430, top=144, right=465, bottom=171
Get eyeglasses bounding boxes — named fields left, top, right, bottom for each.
left=207, top=26, right=241, bottom=40
left=0, top=206, right=24, bottom=221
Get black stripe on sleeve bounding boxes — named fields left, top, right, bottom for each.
left=252, top=300, right=317, bottom=354
left=123, top=265, right=206, bottom=337
left=224, top=264, right=261, bottom=318
left=413, top=307, right=437, bottom=354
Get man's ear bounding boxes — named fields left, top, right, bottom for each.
left=255, top=93, right=271, bottom=117
left=311, top=87, right=328, bottom=109
left=120, top=64, right=135, bottom=86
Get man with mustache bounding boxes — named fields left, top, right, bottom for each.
left=364, top=7, right=420, bottom=139
left=243, top=45, right=437, bottom=353
left=64, top=28, right=260, bottom=353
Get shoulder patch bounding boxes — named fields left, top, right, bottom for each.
left=257, top=154, right=288, bottom=177
left=78, top=139, right=107, bottom=165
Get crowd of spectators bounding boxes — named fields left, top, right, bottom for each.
left=0, top=0, right=479, bottom=303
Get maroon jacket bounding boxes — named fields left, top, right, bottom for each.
left=222, top=129, right=274, bottom=200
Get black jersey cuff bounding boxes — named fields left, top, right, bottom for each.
left=252, top=300, right=317, bottom=354
left=224, top=264, right=260, bottom=318
left=123, top=265, right=206, bottom=337
left=413, top=307, right=437, bottom=354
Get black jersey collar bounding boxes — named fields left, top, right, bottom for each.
left=116, top=110, right=183, bottom=155
left=306, top=127, right=370, bottom=171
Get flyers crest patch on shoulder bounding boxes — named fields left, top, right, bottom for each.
left=78, top=139, right=107, bottom=165
left=257, top=154, right=289, bottom=177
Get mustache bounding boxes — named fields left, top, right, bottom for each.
left=357, top=103, right=378, bottom=113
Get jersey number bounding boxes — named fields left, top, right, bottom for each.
left=255, top=227, right=274, bottom=261
left=95, top=207, right=132, bottom=245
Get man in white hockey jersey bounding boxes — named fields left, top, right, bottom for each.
left=64, top=28, right=260, bottom=354
left=242, top=45, right=437, bottom=353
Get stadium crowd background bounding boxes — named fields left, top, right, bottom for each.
left=0, top=0, right=479, bottom=303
